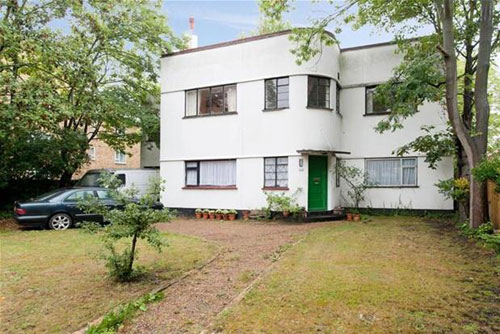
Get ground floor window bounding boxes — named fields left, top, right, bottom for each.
left=185, top=160, right=236, bottom=187
left=365, top=158, right=417, bottom=186
left=264, top=157, right=288, bottom=188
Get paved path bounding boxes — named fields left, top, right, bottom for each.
left=122, top=219, right=332, bottom=334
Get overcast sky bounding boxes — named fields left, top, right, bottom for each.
left=162, top=0, right=434, bottom=48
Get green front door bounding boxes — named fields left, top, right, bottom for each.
left=308, top=155, right=328, bottom=212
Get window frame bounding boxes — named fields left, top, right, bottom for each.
left=114, top=151, right=126, bottom=164
left=183, top=159, right=237, bottom=189
left=336, top=82, right=341, bottom=114
left=263, top=157, right=289, bottom=190
left=364, top=157, right=418, bottom=187
left=88, top=146, right=96, bottom=161
left=184, top=84, right=237, bottom=118
left=307, top=75, right=332, bottom=110
left=365, top=85, right=390, bottom=115
left=264, top=76, right=290, bottom=111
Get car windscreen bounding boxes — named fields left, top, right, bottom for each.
left=76, top=173, right=102, bottom=187
left=33, top=189, right=67, bottom=201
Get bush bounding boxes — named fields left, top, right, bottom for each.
left=80, top=174, right=171, bottom=282
left=435, top=177, right=470, bottom=201
left=262, top=192, right=301, bottom=218
left=472, top=156, right=500, bottom=191
left=458, top=221, right=500, bottom=254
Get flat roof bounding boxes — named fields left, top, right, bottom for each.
left=163, top=29, right=419, bottom=58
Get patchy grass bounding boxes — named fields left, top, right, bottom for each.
left=0, top=228, right=218, bottom=334
left=217, top=217, right=500, bottom=334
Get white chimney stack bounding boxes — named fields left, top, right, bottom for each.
left=188, top=16, right=198, bottom=49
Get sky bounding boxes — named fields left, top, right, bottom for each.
left=162, top=0, right=433, bottom=48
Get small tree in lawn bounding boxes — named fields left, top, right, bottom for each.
left=336, top=160, right=371, bottom=213
left=80, top=173, right=171, bottom=282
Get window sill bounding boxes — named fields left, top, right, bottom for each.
left=367, top=185, right=419, bottom=188
left=306, top=106, right=333, bottom=111
left=182, top=186, right=237, bottom=190
left=262, top=187, right=289, bottom=191
left=183, top=112, right=238, bottom=119
left=114, top=162, right=126, bottom=165
left=363, top=112, right=391, bottom=116
left=262, top=107, right=289, bottom=112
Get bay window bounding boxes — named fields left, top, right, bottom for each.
left=185, top=160, right=237, bottom=187
left=185, top=84, right=237, bottom=117
left=265, top=77, right=289, bottom=110
left=308, top=76, right=330, bottom=109
left=365, top=158, right=417, bottom=186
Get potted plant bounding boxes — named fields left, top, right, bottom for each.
left=208, top=210, right=215, bottom=219
left=215, top=209, right=223, bottom=220
left=202, top=209, right=209, bottom=219
left=228, top=209, right=237, bottom=221
left=336, top=161, right=370, bottom=222
left=195, top=208, right=202, bottom=219
left=242, top=210, right=250, bottom=220
left=222, top=210, right=229, bottom=220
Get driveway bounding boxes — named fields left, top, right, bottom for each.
left=122, top=219, right=332, bottom=334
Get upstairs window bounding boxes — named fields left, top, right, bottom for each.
left=185, top=84, right=237, bottom=117
left=88, top=146, right=96, bottom=161
left=365, top=158, right=417, bottom=186
left=365, top=85, right=389, bottom=114
left=114, top=151, right=126, bottom=164
left=264, top=157, right=288, bottom=188
left=265, top=77, right=289, bottom=110
left=185, top=160, right=237, bottom=187
left=308, top=76, right=330, bottom=109
left=336, top=82, right=340, bottom=113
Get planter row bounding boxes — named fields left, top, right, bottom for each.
left=194, top=210, right=251, bottom=221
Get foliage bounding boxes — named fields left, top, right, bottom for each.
left=262, top=191, right=301, bottom=217
left=435, top=177, right=470, bottom=202
left=472, top=156, right=500, bottom=192
left=458, top=221, right=500, bottom=254
left=394, top=126, right=456, bottom=169
left=80, top=173, right=171, bottom=282
left=239, top=16, right=291, bottom=38
left=336, top=160, right=371, bottom=212
left=0, top=0, right=184, bottom=186
left=86, top=292, right=164, bottom=334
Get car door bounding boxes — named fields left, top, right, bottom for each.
left=63, top=190, right=101, bottom=223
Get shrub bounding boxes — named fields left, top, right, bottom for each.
left=436, top=177, right=470, bottom=201
left=472, top=156, right=500, bottom=191
left=458, top=221, right=500, bottom=254
left=80, top=173, right=171, bottom=282
left=262, top=191, right=301, bottom=218
left=335, top=160, right=371, bottom=212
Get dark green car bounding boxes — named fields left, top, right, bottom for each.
left=13, top=187, right=163, bottom=230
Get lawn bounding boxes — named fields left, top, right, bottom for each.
left=0, top=226, right=218, bottom=334
left=217, top=217, right=500, bottom=334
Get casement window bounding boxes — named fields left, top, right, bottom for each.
left=185, top=84, right=237, bottom=117
left=308, top=76, right=330, bottom=109
left=365, top=85, right=389, bottom=114
left=365, top=158, right=417, bottom=187
left=185, top=160, right=236, bottom=187
left=265, top=77, right=289, bottom=109
left=264, top=157, right=288, bottom=188
left=114, top=151, right=126, bottom=164
left=88, top=146, right=96, bottom=160
left=336, top=82, right=340, bottom=113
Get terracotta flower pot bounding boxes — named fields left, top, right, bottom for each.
left=353, top=213, right=361, bottom=221
left=209, top=213, right=215, bottom=219
left=282, top=211, right=290, bottom=218
left=242, top=210, right=250, bottom=220
left=346, top=213, right=353, bottom=221
left=228, top=214, right=236, bottom=221
left=215, top=214, right=222, bottom=220
left=195, top=213, right=202, bottom=219
left=203, top=213, right=209, bottom=219
left=222, top=214, right=228, bottom=220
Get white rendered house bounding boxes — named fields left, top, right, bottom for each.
left=159, top=31, right=454, bottom=213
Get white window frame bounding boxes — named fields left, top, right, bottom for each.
left=88, top=146, right=96, bottom=161
left=184, top=159, right=237, bottom=187
left=365, top=157, right=418, bottom=187
left=114, top=151, right=126, bottom=164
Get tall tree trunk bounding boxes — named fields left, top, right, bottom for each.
left=438, top=0, right=491, bottom=228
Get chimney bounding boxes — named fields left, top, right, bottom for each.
left=188, top=16, right=198, bottom=49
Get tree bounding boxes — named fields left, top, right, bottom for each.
left=260, top=0, right=499, bottom=227
left=80, top=173, right=171, bottom=282
left=336, top=160, right=371, bottom=212
left=0, top=1, right=183, bottom=187
left=239, top=1, right=291, bottom=38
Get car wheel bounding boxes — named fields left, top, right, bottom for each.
left=48, top=213, right=72, bottom=230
